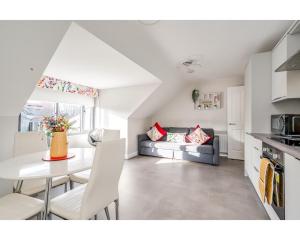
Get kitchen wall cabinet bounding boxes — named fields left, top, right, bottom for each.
left=244, top=52, right=273, bottom=133
left=285, top=153, right=300, bottom=219
left=272, top=34, right=300, bottom=102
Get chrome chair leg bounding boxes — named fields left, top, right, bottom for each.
left=114, top=199, right=119, bottom=220
left=104, top=207, right=110, bottom=220
left=37, top=212, right=42, bottom=220
left=14, top=180, right=23, bottom=193
left=43, top=178, right=52, bottom=220
left=64, top=182, right=68, bottom=192
left=94, top=214, right=97, bottom=220
left=70, top=180, right=74, bottom=190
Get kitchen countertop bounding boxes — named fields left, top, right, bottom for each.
left=248, top=133, right=300, bottom=160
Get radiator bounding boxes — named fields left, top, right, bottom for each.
left=216, top=133, right=228, bottom=154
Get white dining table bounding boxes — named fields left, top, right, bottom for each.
left=0, top=148, right=95, bottom=219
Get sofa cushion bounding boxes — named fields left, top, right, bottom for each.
left=140, top=140, right=213, bottom=154
left=140, top=140, right=175, bottom=150
left=183, top=144, right=213, bottom=154
left=186, top=125, right=211, bottom=145
left=189, top=127, right=214, bottom=138
left=147, top=122, right=167, bottom=141
left=161, top=127, right=190, bottom=141
left=188, top=127, right=214, bottom=144
left=166, top=132, right=186, bottom=143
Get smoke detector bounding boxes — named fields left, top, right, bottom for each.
left=178, top=56, right=203, bottom=73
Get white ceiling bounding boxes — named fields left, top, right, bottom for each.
left=136, top=20, right=293, bottom=82
left=44, top=23, right=160, bottom=89
left=74, top=20, right=293, bottom=118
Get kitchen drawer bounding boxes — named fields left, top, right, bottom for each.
left=252, top=137, right=262, bottom=152
left=252, top=138, right=262, bottom=171
left=250, top=164, right=260, bottom=195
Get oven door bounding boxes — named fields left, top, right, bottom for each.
left=271, top=165, right=285, bottom=220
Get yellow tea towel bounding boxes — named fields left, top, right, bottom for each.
left=258, top=158, right=274, bottom=204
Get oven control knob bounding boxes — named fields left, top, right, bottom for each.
left=272, top=153, right=278, bottom=160
left=263, top=147, right=267, bottom=152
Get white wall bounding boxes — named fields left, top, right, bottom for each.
left=151, top=79, right=243, bottom=131
left=245, top=52, right=300, bottom=134
left=100, top=84, right=159, bottom=119
left=0, top=117, right=18, bottom=196
left=99, top=84, right=158, bottom=157
left=0, top=21, right=70, bottom=197
left=0, top=21, right=70, bottom=117
left=127, top=117, right=152, bottom=158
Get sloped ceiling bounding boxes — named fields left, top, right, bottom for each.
left=76, top=20, right=292, bottom=118
left=76, top=21, right=185, bottom=118
left=100, top=83, right=160, bottom=119
left=0, top=20, right=293, bottom=120
left=0, top=21, right=71, bottom=116
left=44, top=23, right=160, bottom=89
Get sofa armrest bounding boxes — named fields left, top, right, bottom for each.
left=137, top=134, right=149, bottom=154
left=212, top=135, right=220, bottom=165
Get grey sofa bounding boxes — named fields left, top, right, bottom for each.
left=138, top=127, right=219, bottom=165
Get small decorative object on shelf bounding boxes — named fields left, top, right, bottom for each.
left=193, top=91, right=221, bottom=110
left=43, top=115, right=73, bottom=159
left=192, top=89, right=200, bottom=109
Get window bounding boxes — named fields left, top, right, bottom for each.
left=58, top=103, right=82, bottom=134
left=19, top=101, right=94, bottom=134
left=19, top=100, right=56, bottom=132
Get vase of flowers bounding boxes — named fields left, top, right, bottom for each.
left=43, top=116, right=72, bottom=159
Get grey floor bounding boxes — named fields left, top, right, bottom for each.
left=45, top=156, right=269, bottom=220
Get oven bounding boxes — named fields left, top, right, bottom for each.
left=262, top=143, right=285, bottom=220
left=271, top=114, right=300, bottom=137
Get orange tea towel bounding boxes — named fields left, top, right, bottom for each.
left=258, top=158, right=274, bottom=204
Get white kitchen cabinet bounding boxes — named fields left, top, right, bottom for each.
left=285, top=153, right=300, bottom=219
left=244, top=52, right=273, bottom=134
left=272, top=34, right=300, bottom=102
left=244, top=134, right=262, bottom=194
left=244, top=134, right=252, bottom=177
left=245, top=134, right=279, bottom=220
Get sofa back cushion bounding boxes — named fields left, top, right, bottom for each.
left=148, top=126, right=214, bottom=143
left=161, top=127, right=190, bottom=141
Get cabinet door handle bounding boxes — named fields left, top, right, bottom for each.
left=254, top=166, right=259, bottom=172
left=254, top=147, right=259, bottom=150
left=229, top=123, right=236, bottom=126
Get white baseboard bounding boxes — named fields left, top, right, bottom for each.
left=220, top=153, right=228, bottom=157
left=125, top=152, right=138, bottom=159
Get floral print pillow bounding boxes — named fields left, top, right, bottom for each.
left=186, top=126, right=211, bottom=145
left=147, top=122, right=167, bottom=141
left=167, top=132, right=186, bottom=143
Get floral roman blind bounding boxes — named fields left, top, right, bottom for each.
left=37, top=76, right=98, bottom=97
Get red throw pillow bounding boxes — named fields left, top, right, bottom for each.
left=186, top=125, right=211, bottom=145
left=147, top=122, right=167, bottom=141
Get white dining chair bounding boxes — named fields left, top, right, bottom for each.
left=50, top=138, right=125, bottom=220
left=68, top=133, right=91, bottom=148
left=69, top=129, right=120, bottom=187
left=13, top=132, right=70, bottom=195
left=0, top=193, right=44, bottom=220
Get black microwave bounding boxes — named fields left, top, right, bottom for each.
left=271, top=114, right=300, bottom=136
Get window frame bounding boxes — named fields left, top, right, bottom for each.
left=18, top=101, right=95, bottom=135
